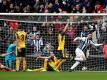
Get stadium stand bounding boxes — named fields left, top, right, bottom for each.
left=0, top=0, right=106, bottom=13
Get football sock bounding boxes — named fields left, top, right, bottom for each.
left=70, top=61, right=80, bottom=70
left=16, top=57, right=20, bottom=71
left=43, top=59, right=48, bottom=70
left=56, top=59, right=65, bottom=69
left=22, top=58, right=26, bottom=71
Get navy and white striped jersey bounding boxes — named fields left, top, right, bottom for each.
left=74, top=37, right=95, bottom=52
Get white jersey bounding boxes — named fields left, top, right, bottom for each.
left=74, top=37, right=95, bottom=53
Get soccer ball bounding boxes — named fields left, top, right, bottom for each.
left=82, top=66, right=87, bottom=71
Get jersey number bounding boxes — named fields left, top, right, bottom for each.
left=21, top=34, right=24, bottom=41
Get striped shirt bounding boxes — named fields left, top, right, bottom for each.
left=74, top=37, right=95, bottom=52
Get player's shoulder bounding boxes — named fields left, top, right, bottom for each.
left=22, top=31, right=26, bottom=34
left=24, top=31, right=27, bottom=34
left=81, top=37, right=87, bottom=41
left=23, top=32, right=27, bottom=36
left=16, top=31, right=21, bottom=34
left=9, top=44, right=16, bottom=47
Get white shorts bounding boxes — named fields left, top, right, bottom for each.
left=75, top=48, right=86, bottom=61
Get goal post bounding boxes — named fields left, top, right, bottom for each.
left=0, top=13, right=107, bottom=71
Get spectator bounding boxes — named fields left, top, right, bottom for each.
left=0, top=0, right=106, bottom=13
left=81, top=25, right=89, bottom=37
left=8, top=3, right=14, bottom=12
left=23, top=4, right=32, bottom=13
left=94, top=1, right=105, bottom=13
left=83, top=0, right=93, bottom=13
left=98, top=27, right=107, bottom=43
left=43, top=42, right=54, bottom=57
left=103, top=41, right=107, bottom=59
left=82, top=7, right=87, bottom=13
left=44, top=26, right=56, bottom=46
left=31, top=26, right=40, bottom=36
left=0, top=26, right=6, bottom=53
left=0, top=0, right=7, bottom=12
left=14, top=5, right=20, bottom=13
left=72, top=4, right=82, bottom=13
left=31, top=34, right=43, bottom=54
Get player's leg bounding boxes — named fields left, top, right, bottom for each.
left=70, top=48, right=86, bottom=70
left=56, top=59, right=66, bottom=70
left=27, top=68, right=43, bottom=72
left=48, top=51, right=64, bottom=71
left=55, top=50, right=66, bottom=70
left=33, top=68, right=43, bottom=72
left=16, top=48, right=20, bottom=71
left=22, top=57, right=26, bottom=71
left=48, top=56, right=60, bottom=72
left=5, top=60, right=9, bottom=68
left=16, top=57, right=20, bottom=71
left=5, top=59, right=14, bottom=69
left=22, top=48, right=26, bottom=71
left=8, top=59, right=13, bottom=69
left=42, top=58, right=48, bottom=71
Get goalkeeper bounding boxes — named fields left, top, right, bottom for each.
left=0, top=40, right=16, bottom=72
left=1, top=40, right=16, bottom=69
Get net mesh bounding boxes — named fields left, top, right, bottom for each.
left=0, top=14, right=107, bottom=71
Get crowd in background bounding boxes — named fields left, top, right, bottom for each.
left=0, top=16, right=106, bottom=71
left=0, top=0, right=107, bottom=13
left=0, top=16, right=106, bottom=57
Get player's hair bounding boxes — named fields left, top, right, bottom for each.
left=18, top=24, right=23, bottom=30
left=88, top=31, right=92, bottom=35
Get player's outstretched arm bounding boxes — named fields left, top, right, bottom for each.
left=63, top=19, right=70, bottom=32
left=1, top=51, right=14, bottom=57
left=35, top=54, right=50, bottom=60
left=91, top=41, right=103, bottom=48
left=73, top=37, right=82, bottom=42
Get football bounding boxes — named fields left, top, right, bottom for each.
left=82, top=67, right=87, bottom=71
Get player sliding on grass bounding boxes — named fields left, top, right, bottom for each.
left=70, top=32, right=102, bottom=71
left=27, top=42, right=59, bottom=72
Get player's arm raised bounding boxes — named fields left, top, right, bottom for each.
left=63, top=19, right=70, bottom=32
left=73, top=37, right=85, bottom=42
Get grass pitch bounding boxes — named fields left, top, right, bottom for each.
left=0, top=72, right=107, bottom=80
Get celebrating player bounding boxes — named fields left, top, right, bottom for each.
left=15, top=25, right=27, bottom=71
left=55, top=19, right=69, bottom=70
left=69, top=32, right=102, bottom=71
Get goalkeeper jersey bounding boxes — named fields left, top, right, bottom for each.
left=5, top=44, right=16, bottom=61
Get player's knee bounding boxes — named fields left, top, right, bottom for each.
left=75, top=57, right=84, bottom=61
left=22, top=57, right=26, bottom=60
left=16, top=57, right=19, bottom=60
left=45, top=59, right=48, bottom=61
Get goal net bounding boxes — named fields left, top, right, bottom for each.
left=0, top=13, right=107, bottom=71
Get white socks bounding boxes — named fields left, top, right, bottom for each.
left=70, top=61, right=80, bottom=70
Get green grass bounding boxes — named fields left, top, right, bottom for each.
left=0, top=72, right=107, bottom=80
